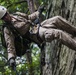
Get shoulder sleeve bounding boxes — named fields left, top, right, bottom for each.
left=3, top=27, right=16, bottom=59
left=16, top=12, right=28, bottom=19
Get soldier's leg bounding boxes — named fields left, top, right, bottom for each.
left=3, top=27, right=16, bottom=60
left=40, top=28, right=76, bottom=51
left=42, top=16, right=76, bottom=35
left=54, top=16, right=76, bottom=35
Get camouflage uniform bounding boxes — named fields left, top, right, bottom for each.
left=4, top=11, right=40, bottom=60
left=3, top=11, right=76, bottom=60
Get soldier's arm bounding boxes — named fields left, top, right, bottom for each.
left=16, top=11, right=39, bottom=21
left=16, top=12, right=28, bottom=19
left=3, top=27, right=16, bottom=60
left=28, top=11, right=39, bottom=21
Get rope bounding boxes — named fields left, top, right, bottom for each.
left=13, top=66, right=19, bottom=75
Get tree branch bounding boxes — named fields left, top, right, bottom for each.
left=26, top=0, right=35, bottom=13
left=7, top=0, right=27, bottom=8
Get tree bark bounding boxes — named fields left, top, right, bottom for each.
left=42, top=0, right=76, bottom=75
left=26, top=50, right=33, bottom=75
left=26, top=0, right=35, bottom=13
left=26, top=0, right=36, bottom=75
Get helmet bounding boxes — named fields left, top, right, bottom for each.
left=0, top=6, right=7, bottom=19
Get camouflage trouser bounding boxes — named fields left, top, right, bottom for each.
left=39, top=16, right=76, bottom=51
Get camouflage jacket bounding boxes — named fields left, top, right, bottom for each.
left=4, top=11, right=42, bottom=44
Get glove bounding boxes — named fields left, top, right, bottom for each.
left=34, top=18, right=39, bottom=24
left=38, top=5, right=45, bottom=13
left=8, top=57, right=16, bottom=70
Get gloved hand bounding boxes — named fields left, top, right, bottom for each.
left=33, top=18, right=39, bottom=24
left=38, top=5, right=45, bottom=13
left=8, top=57, right=16, bottom=70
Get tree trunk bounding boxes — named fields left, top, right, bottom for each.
left=26, top=0, right=35, bottom=75
left=42, top=0, right=76, bottom=75
left=26, top=0, right=35, bottom=13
